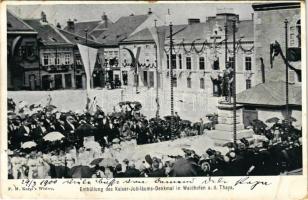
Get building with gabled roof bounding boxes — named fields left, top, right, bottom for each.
left=236, top=2, right=302, bottom=129
left=96, top=14, right=149, bottom=46
left=114, top=10, right=255, bottom=120
left=23, top=11, right=106, bottom=90
left=7, top=10, right=37, bottom=34
left=7, top=10, right=39, bottom=90
left=63, top=12, right=113, bottom=40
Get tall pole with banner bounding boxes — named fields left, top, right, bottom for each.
left=225, top=22, right=228, bottom=70
left=232, top=20, right=237, bottom=146
left=85, top=29, right=93, bottom=89
left=154, top=19, right=160, bottom=119
left=169, top=22, right=174, bottom=137
left=78, top=30, right=98, bottom=111
left=284, top=19, right=289, bottom=135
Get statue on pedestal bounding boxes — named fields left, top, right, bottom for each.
left=221, top=64, right=234, bottom=104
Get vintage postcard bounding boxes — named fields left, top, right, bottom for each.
left=0, top=1, right=307, bottom=199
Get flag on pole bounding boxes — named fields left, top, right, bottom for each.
left=77, top=44, right=98, bottom=91
left=132, top=46, right=141, bottom=74
left=165, top=9, right=172, bottom=25
left=149, top=27, right=166, bottom=71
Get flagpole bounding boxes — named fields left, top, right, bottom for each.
left=154, top=19, right=160, bottom=119
left=169, top=22, right=174, bottom=138
left=284, top=19, right=289, bottom=134
left=225, top=21, right=228, bottom=70
left=85, top=29, right=92, bottom=90
left=85, top=29, right=91, bottom=112
left=135, top=57, right=139, bottom=94
left=232, top=20, right=237, bottom=146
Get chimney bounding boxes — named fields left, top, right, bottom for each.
left=102, top=12, right=108, bottom=28
left=148, top=8, right=153, bottom=15
left=67, top=19, right=75, bottom=31
left=56, top=22, right=61, bottom=29
left=188, top=18, right=200, bottom=25
left=41, top=11, right=47, bottom=23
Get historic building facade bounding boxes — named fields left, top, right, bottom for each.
left=119, top=11, right=255, bottom=96
left=236, top=2, right=302, bottom=127
left=7, top=10, right=39, bottom=90
left=24, top=12, right=105, bottom=90
left=64, top=9, right=162, bottom=86
left=252, top=2, right=301, bottom=84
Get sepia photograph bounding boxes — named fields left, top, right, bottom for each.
left=5, top=1, right=303, bottom=181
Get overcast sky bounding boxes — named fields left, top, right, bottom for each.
left=8, top=3, right=253, bottom=27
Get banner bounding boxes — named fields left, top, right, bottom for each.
left=132, top=46, right=141, bottom=74
left=77, top=44, right=98, bottom=91
left=149, top=27, right=166, bottom=71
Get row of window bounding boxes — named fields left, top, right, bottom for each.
left=43, top=53, right=71, bottom=66
left=171, top=77, right=251, bottom=95
left=185, top=78, right=251, bottom=90
left=166, top=55, right=252, bottom=71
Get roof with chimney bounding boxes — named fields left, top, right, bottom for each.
left=7, top=10, right=37, bottom=34
left=58, top=28, right=103, bottom=47
left=172, top=22, right=210, bottom=43
left=63, top=17, right=113, bottom=39
left=122, top=24, right=187, bottom=43
left=95, top=14, right=149, bottom=46
left=237, top=81, right=301, bottom=106
left=24, top=19, right=73, bottom=46
left=171, top=19, right=253, bottom=43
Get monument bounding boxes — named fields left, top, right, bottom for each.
left=208, top=100, right=254, bottom=146
left=208, top=68, right=254, bottom=145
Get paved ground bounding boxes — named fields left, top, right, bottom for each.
left=106, top=134, right=229, bottom=163
left=8, top=87, right=220, bottom=122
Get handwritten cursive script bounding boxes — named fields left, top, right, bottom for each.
left=234, top=176, right=271, bottom=190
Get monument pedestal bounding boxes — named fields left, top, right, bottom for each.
left=208, top=101, right=254, bottom=146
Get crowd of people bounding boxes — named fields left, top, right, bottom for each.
left=7, top=98, right=302, bottom=179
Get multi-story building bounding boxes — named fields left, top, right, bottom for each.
left=118, top=10, right=255, bottom=118
left=119, top=24, right=186, bottom=88
left=65, top=9, right=164, bottom=85
left=252, top=2, right=301, bottom=84
left=24, top=11, right=105, bottom=90
left=237, top=3, right=302, bottom=127
left=120, top=9, right=257, bottom=96
left=7, top=10, right=39, bottom=90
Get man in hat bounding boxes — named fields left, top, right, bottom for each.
left=123, top=162, right=141, bottom=177
left=64, top=115, right=76, bottom=141
left=148, top=158, right=166, bottom=177
left=169, top=158, right=202, bottom=177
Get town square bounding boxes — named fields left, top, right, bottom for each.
left=6, top=2, right=302, bottom=179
